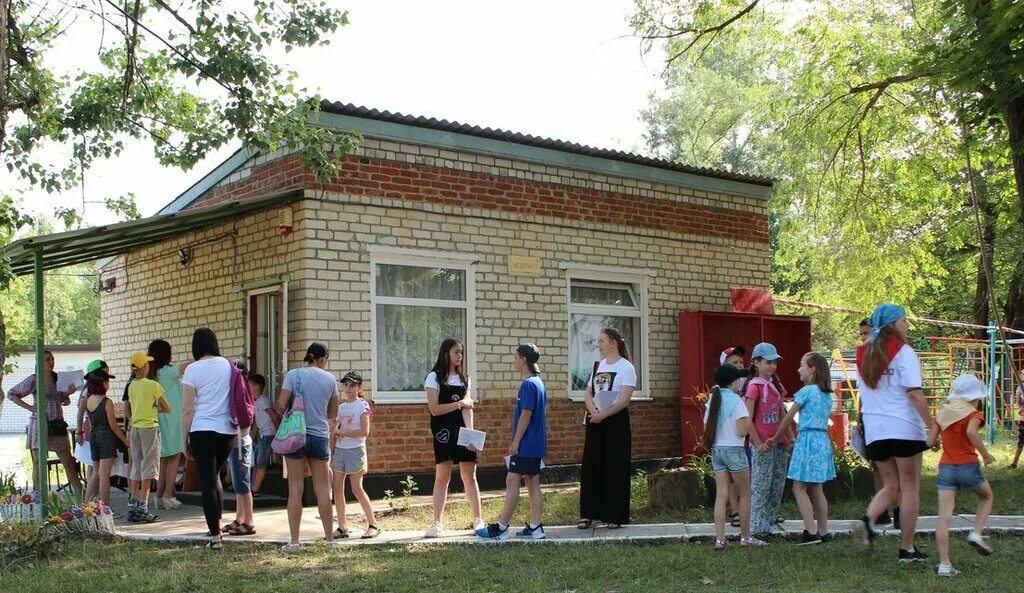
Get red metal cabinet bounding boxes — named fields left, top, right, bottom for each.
left=679, top=311, right=812, bottom=461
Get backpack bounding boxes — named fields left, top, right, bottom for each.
left=228, top=363, right=256, bottom=431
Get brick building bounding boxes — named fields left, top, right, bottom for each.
left=98, top=103, right=772, bottom=479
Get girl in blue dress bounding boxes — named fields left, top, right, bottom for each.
left=771, top=352, right=836, bottom=545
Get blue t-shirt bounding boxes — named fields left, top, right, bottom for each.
left=281, top=367, right=338, bottom=438
left=795, top=385, right=833, bottom=431
left=513, top=376, right=547, bottom=458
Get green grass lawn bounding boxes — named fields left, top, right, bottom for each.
left=5, top=533, right=1022, bottom=593
left=369, top=438, right=1024, bottom=532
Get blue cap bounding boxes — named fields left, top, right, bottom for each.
left=751, top=342, right=782, bottom=361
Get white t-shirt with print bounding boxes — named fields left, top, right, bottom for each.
left=335, top=398, right=372, bottom=449
left=858, top=344, right=927, bottom=444
left=424, top=372, right=470, bottom=402
left=182, top=357, right=233, bottom=435
left=588, top=358, right=637, bottom=394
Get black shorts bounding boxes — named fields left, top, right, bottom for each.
left=508, top=455, right=542, bottom=476
left=865, top=438, right=928, bottom=462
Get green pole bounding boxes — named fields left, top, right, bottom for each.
left=987, top=323, right=997, bottom=446
left=34, top=249, right=48, bottom=495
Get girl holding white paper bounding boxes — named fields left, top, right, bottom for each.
left=578, top=327, right=636, bottom=530
left=424, top=338, right=484, bottom=538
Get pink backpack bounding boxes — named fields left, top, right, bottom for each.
left=228, top=363, right=256, bottom=431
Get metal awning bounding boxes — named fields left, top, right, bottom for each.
left=3, top=189, right=304, bottom=276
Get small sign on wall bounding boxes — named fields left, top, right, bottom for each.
left=508, top=255, right=541, bottom=276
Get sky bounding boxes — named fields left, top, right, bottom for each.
left=7, top=0, right=665, bottom=229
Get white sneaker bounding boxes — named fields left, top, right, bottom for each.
left=967, top=531, right=993, bottom=555
left=158, top=498, right=174, bottom=510
left=472, top=518, right=486, bottom=532
left=424, top=521, right=444, bottom=538
left=167, top=498, right=184, bottom=509
left=281, top=542, right=301, bottom=552
left=937, top=564, right=960, bottom=577
left=325, top=539, right=344, bottom=549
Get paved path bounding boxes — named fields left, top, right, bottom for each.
left=109, top=482, right=1024, bottom=547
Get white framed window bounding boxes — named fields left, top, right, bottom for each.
left=566, top=271, right=648, bottom=400
left=370, top=251, right=476, bottom=404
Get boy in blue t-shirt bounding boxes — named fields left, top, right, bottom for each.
left=477, top=344, right=548, bottom=540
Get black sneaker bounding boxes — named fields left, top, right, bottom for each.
left=897, top=547, right=927, bottom=563
left=876, top=510, right=892, bottom=527
left=893, top=507, right=901, bottom=530
left=797, top=530, right=822, bottom=546
left=851, top=516, right=876, bottom=551
left=820, top=533, right=834, bottom=543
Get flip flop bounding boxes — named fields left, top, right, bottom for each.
left=577, top=519, right=592, bottom=530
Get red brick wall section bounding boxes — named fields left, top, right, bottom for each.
left=367, top=398, right=680, bottom=474
left=191, top=153, right=768, bottom=242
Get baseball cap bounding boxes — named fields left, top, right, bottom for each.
left=87, top=369, right=115, bottom=381
left=85, top=359, right=107, bottom=374
left=129, top=352, right=154, bottom=369
left=713, top=364, right=749, bottom=388
left=341, top=371, right=363, bottom=385
left=949, top=374, right=987, bottom=401
left=719, top=345, right=746, bottom=365
left=516, top=343, right=541, bottom=372
left=751, top=342, right=783, bottom=361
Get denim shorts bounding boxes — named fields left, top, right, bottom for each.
left=283, top=435, right=330, bottom=461
left=937, top=462, right=986, bottom=491
left=253, top=436, right=274, bottom=468
left=712, top=445, right=749, bottom=472
left=228, top=440, right=253, bottom=495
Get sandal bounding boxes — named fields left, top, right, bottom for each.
left=334, top=527, right=350, bottom=539
left=577, top=519, right=592, bottom=530
left=205, top=538, right=223, bottom=550
left=714, top=539, right=727, bottom=550
left=730, top=514, right=741, bottom=527
left=222, top=520, right=241, bottom=534
left=362, top=525, right=381, bottom=539
left=774, top=516, right=785, bottom=526
left=230, top=523, right=256, bottom=536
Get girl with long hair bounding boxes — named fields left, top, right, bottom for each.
left=851, top=304, right=931, bottom=562
left=424, top=338, right=483, bottom=538
left=578, top=327, right=636, bottom=530
left=147, top=339, right=190, bottom=510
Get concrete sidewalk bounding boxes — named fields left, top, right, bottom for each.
left=111, top=480, right=1024, bottom=547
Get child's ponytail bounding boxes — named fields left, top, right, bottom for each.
left=740, top=363, right=758, bottom=396
left=702, top=386, right=723, bottom=450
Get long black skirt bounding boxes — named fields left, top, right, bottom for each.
left=579, top=407, right=631, bottom=524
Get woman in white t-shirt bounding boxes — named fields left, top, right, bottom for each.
left=423, top=338, right=483, bottom=538
left=851, top=304, right=931, bottom=561
left=578, top=327, right=637, bottom=530
left=180, top=328, right=235, bottom=550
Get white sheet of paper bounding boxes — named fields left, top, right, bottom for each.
left=457, top=427, right=486, bottom=451
left=57, top=370, right=84, bottom=393
left=594, top=390, right=617, bottom=413
left=504, top=455, right=545, bottom=470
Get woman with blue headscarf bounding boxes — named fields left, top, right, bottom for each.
left=851, top=304, right=931, bottom=562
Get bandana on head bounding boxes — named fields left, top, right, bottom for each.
left=869, top=303, right=906, bottom=342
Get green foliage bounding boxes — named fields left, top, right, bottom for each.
left=0, top=522, right=62, bottom=576
left=633, top=0, right=1024, bottom=346
left=399, top=475, right=419, bottom=509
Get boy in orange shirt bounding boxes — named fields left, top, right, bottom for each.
left=927, top=374, right=995, bottom=577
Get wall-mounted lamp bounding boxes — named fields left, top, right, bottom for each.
left=178, top=248, right=194, bottom=267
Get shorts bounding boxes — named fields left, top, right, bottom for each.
left=229, top=440, right=253, bottom=494
left=865, top=438, right=928, bottom=462
left=129, top=427, right=161, bottom=481
left=711, top=445, right=749, bottom=472
left=937, top=462, right=986, bottom=491
left=1017, top=422, right=1024, bottom=447
left=254, top=435, right=274, bottom=468
left=283, top=435, right=330, bottom=461
left=508, top=455, right=542, bottom=476
left=331, top=446, right=368, bottom=474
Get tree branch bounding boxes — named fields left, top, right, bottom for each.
left=151, top=0, right=197, bottom=35
left=663, top=1, right=761, bottom=64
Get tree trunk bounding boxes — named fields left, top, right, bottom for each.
left=1001, top=96, right=1024, bottom=330
left=971, top=174, right=995, bottom=336
left=0, top=0, right=9, bottom=152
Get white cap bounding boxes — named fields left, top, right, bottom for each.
left=948, top=374, right=987, bottom=401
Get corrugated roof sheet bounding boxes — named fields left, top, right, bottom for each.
left=319, top=101, right=773, bottom=187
